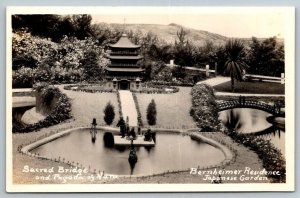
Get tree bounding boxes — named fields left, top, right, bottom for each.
left=104, top=102, right=115, bottom=125
left=81, top=49, right=103, bottom=81
left=247, top=37, right=284, bottom=76
left=146, top=99, right=157, bottom=125
left=224, top=39, right=248, bottom=92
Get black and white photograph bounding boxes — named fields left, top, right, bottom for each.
left=6, top=6, right=295, bottom=192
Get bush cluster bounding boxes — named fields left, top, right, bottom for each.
left=190, top=83, right=220, bottom=132
left=13, top=84, right=72, bottom=133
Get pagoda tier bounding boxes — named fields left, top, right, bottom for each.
left=105, top=34, right=144, bottom=90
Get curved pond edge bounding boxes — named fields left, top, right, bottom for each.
left=20, top=126, right=234, bottom=178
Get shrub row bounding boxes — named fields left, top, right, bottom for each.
left=116, top=91, right=123, bottom=118
left=13, top=84, right=72, bottom=133
left=190, top=84, right=220, bottom=132
left=132, top=93, right=143, bottom=127
left=224, top=130, right=286, bottom=183
left=64, top=84, right=116, bottom=93
left=150, top=80, right=194, bottom=87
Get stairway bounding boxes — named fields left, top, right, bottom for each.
left=118, top=90, right=138, bottom=127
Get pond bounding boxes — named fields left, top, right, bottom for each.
left=219, top=108, right=285, bottom=157
left=31, top=130, right=225, bottom=175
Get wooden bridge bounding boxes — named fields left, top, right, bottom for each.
left=218, top=99, right=281, bottom=115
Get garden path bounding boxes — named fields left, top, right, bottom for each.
left=197, top=77, right=284, bottom=97
left=197, top=76, right=230, bottom=86
left=118, top=90, right=138, bottom=127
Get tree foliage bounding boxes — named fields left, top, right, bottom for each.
left=224, top=39, right=248, bottom=92
left=104, top=102, right=115, bottom=125
left=247, top=37, right=284, bottom=76
left=146, top=99, right=157, bottom=125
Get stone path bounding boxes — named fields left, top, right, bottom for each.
left=118, top=90, right=138, bottom=127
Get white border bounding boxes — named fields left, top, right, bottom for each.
left=6, top=6, right=295, bottom=192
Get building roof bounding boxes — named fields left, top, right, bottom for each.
left=108, top=55, right=143, bottom=60
left=105, top=68, right=144, bottom=72
left=108, top=34, right=141, bottom=48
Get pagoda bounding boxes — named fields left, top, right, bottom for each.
left=105, top=34, right=144, bottom=90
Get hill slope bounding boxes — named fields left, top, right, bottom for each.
left=96, top=22, right=283, bottom=47
left=104, top=23, right=228, bottom=46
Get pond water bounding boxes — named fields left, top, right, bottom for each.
left=31, top=130, right=225, bottom=175
left=219, top=108, right=285, bottom=157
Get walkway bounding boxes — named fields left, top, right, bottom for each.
left=118, top=90, right=138, bottom=127
left=197, top=77, right=284, bottom=97
left=196, top=76, right=230, bottom=87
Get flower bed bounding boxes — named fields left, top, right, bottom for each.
left=13, top=84, right=72, bottom=133
left=150, top=80, right=194, bottom=87
left=133, top=82, right=180, bottom=94
left=224, top=129, right=286, bottom=183
left=190, top=84, right=220, bottom=132
left=64, top=84, right=115, bottom=93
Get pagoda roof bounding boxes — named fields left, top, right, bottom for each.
left=108, top=34, right=141, bottom=48
left=108, top=55, right=143, bottom=60
left=106, top=68, right=144, bottom=72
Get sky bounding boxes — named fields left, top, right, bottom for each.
left=91, top=8, right=286, bottom=38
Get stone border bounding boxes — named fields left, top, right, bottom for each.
left=20, top=126, right=234, bottom=178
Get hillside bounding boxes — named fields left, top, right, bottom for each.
left=99, top=23, right=228, bottom=46
left=97, top=22, right=284, bottom=47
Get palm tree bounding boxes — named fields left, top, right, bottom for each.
left=224, top=39, right=248, bottom=92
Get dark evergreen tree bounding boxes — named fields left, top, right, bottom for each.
left=104, top=102, right=115, bottom=125
left=146, top=99, right=157, bottom=125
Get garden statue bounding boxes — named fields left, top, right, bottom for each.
left=116, top=117, right=126, bottom=138
left=144, top=129, right=152, bottom=141
left=90, top=118, right=97, bottom=143
left=128, top=127, right=137, bottom=140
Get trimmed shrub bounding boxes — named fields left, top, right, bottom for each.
left=146, top=99, right=157, bottom=125
left=103, top=102, right=115, bottom=125
left=190, top=83, right=220, bottom=132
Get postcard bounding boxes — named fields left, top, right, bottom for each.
left=6, top=6, right=295, bottom=192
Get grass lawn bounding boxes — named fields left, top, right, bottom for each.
left=59, top=86, right=120, bottom=126
left=136, top=87, right=196, bottom=129
left=213, top=81, right=285, bottom=94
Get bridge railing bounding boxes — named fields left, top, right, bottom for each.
left=218, top=99, right=281, bottom=114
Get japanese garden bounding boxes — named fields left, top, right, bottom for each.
left=11, top=14, right=286, bottom=184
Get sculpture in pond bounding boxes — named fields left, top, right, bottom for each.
left=90, top=118, right=97, bottom=143
left=116, top=117, right=126, bottom=138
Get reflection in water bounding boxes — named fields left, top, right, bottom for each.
left=32, top=130, right=225, bottom=175
left=219, top=108, right=285, bottom=157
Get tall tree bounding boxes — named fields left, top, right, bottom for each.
left=146, top=99, right=157, bottom=126
left=224, top=39, right=248, bottom=92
